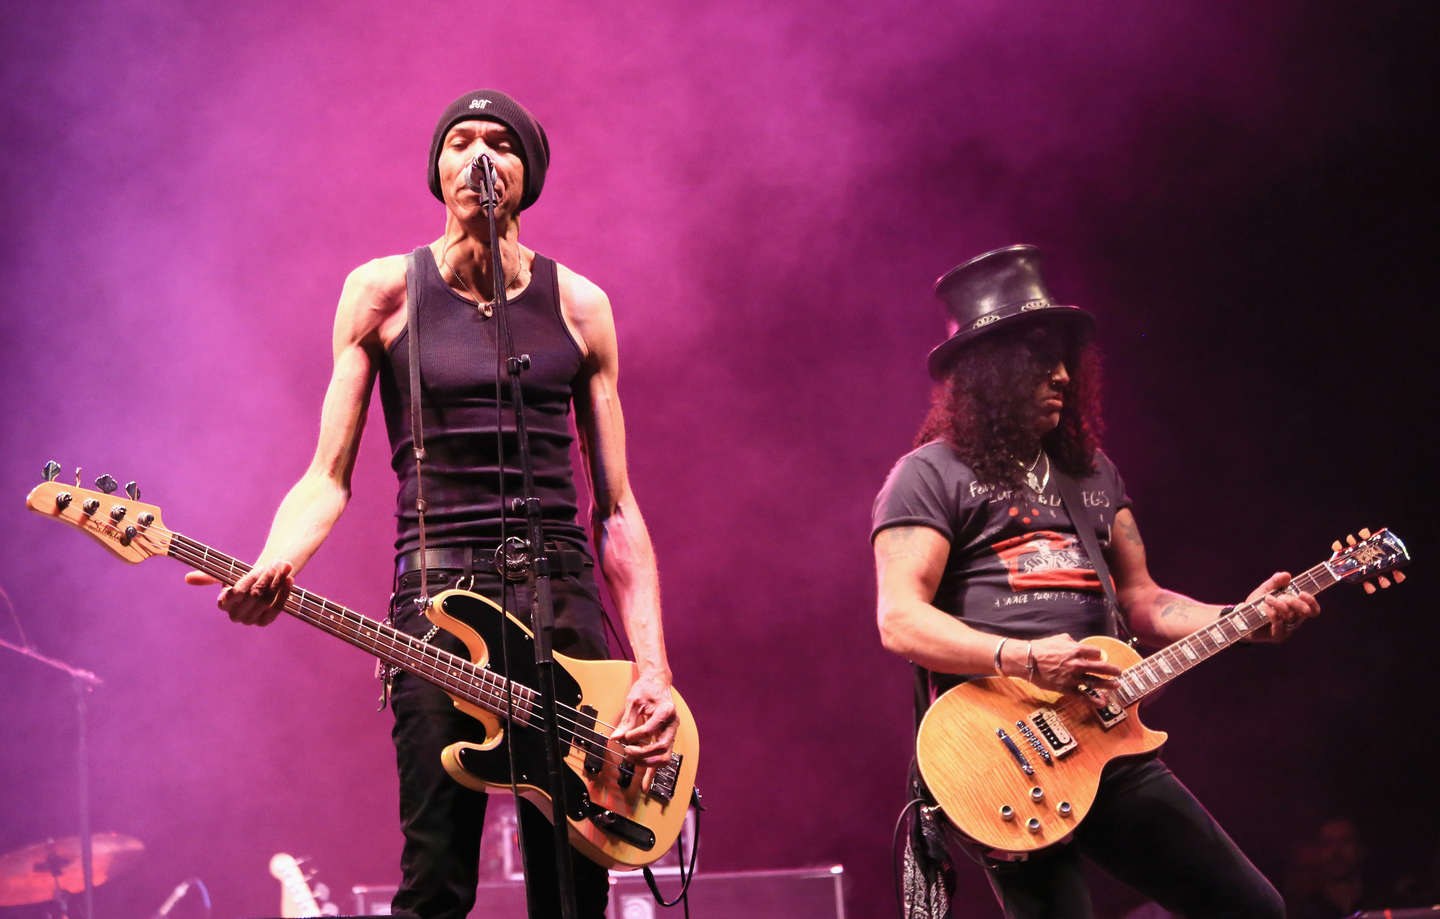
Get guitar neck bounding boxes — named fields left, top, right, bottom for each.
left=1109, top=561, right=1340, bottom=708
left=166, top=533, right=538, bottom=723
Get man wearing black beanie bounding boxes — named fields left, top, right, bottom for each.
left=188, top=89, right=680, bottom=919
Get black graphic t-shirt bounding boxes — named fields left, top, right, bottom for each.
left=871, top=440, right=1131, bottom=647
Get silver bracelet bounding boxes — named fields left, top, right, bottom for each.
left=1025, top=641, right=1037, bottom=681
left=993, top=637, right=1010, bottom=676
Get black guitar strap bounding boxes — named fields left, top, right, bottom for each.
left=405, top=248, right=430, bottom=609
left=1051, top=458, right=1132, bottom=644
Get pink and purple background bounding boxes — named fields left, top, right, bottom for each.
left=2, top=1, right=1436, bottom=917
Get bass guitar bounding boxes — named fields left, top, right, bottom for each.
left=25, top=466, right=699, bottom=871
left=915, top=528, right=1409, bottom=855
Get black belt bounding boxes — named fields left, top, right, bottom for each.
left=395, top=543, right=591, bottom=583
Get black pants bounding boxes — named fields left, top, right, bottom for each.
left=389, top=567, right=611, bottom=919
left=961, top=757, right=1284, bottom=919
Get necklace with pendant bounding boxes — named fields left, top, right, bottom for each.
left=1019, top=450, right=1051, bottom=494
left=442, top=244, right=522, bottom=318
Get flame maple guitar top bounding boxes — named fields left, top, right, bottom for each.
left=916, top=636, right=1166, bottom=854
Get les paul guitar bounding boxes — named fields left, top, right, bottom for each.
left=26, top=467, right=699, bottom=871
left=916, top=528, right=1410, bottom=855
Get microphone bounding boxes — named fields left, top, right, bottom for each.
left=461, top=155, right=497, bottom=205
left=148, top=880, right=190, bottom=919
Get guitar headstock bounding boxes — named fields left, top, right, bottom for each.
left=1329, top=528, right=1410, bottom=594
left=25, top=462, right=171, bottom=564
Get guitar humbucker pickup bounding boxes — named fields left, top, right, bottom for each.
left=1028, top=709, right=1079, bottom=757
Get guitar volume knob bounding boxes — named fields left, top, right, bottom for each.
left=1057, top=801, right=1072, bottom=817
left=1030, top=786, right=1044, bottom=802
left=999, top=805, right=1015, bottom=822
left=1027, top=817, right=1042, bottom=833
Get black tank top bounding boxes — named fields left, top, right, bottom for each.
left=378, top=247, right=590, bottom=558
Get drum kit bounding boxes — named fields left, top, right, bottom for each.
left=0, top=832, right=145, bottom=917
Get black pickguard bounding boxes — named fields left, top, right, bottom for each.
left=437, top=591, right=595, bottom=824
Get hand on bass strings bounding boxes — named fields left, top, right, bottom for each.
left=609, top=671, right=679, bottom=774
left=1008, top=633, right=1122, bottom=709
left=1243, top=571, right=1320, bottom=643
left=184, top=560, right=295, bottom=626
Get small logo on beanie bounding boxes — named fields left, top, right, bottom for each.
left=469, top=99, right=492, bottom=109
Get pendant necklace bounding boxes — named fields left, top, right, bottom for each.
left=1019, top=449, right=1051, bottom=494
left=442, top=245, right=521, bottom=319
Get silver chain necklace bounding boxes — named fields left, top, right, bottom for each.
left=442, top=245, right=521, bottom=318
left=1019, top=449, right=1051, bottom=494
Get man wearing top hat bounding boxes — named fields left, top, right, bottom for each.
left=871, top=245, right=1320, bottom=918
left=185, top=90, right=677, bottom=918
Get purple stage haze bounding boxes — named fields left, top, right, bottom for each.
left=2, top=1, right=1436, bottom=917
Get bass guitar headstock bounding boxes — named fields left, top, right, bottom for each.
left=25, top=461, right=170, bottom=564
left=1329, top=528, right=1409, bottom=594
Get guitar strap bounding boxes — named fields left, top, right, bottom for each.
left=405, top=248, right=431, bottom=610
left=1051, top=459, right=1132, bottom=644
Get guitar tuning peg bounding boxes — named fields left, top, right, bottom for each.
left=1394, top=571, right=1406, bottom=583
left=43, top=461, right=61, bottom=483
left=1378, top=576, right=1392, bottom=588
left=94, top=474, right=118, bottom=495
left=1346, top=534, right=1357, bottom=546
left=1363, top=581, right=1377, bottom=594
left=125, top=481, right=140, bottom=501
left=74, top=467, right=82, bottom=487
left=1359, top=528, right=1372, bottom=540
left=1332, top=540, right=1343, bottom=552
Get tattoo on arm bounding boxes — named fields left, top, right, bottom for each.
left=1157, top=591, right=1204, bottom=622
left=880, top=526, right=928, bottom=562
left=1113, top=514, right=1144, bottom=548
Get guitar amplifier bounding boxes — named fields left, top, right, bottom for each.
left=609, top=866, right=847, bottom=919
left=351, top=882, right=529, bottom=916
left=352, top=866, right=847, bottom=919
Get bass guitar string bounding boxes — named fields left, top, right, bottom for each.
left=123, top=521, right=648, bottom=773
left=164, top=535, right=646, bottom=776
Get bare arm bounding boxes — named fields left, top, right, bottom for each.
left=1106, top=507, right=1320, bottom=645
left=560, top=266, right=676, bottom=767
left=184, top=257, right=403, bottom=625
left=874, top=525, right=1120, bottom=700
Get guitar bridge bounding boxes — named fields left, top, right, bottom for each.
left=649, top=753, right=682, bottom=803
left=1028, top=709, right=1079, bottom=757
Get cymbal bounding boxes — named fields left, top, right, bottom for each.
left=0, top=833, right=145, bottom=906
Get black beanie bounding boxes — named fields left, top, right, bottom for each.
left=427, top=89, right=550, bottom=211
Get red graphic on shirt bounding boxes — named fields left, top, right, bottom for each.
left=991, top=530, right=1103, bottom=592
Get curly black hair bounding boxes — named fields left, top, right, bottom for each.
left=916, top=321, right=1103, bottom=489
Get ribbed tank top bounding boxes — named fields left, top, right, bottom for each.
left=378, top=247, right=589, bottom=558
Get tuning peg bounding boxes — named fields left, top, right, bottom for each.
left=43, top=461, right=61, bottom=483
left=1378, top=576, right=1392, bottom=588
left=94, top=474, right=118, bottom=495
left=124, top=481, right=140, bottom=501
left=1395, top=571, right=1406, bottom=583
left=74, top=467, right=82, bottom=487
left=1363, top=581, right=1377, bottom=594
left=1359, top=528, right=1372, bottom=540
left=1346, top=534, right=1357, bottom=546
left=1332, top=540, right=1343, bottom=552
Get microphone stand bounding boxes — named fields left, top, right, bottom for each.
left=1, top=636, right=103, bottom=919
left=475, top=155, right=579, bottom=919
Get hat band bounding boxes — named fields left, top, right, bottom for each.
left=971, top=299, right=1054, bottom=329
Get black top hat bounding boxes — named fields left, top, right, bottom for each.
left=926, top=245, right=1095, bottom=379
